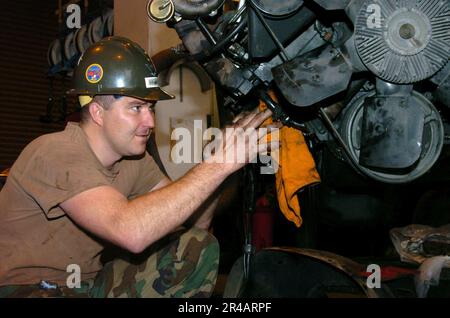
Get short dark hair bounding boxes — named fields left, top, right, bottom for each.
left=80, top=95, right=123, bottom=123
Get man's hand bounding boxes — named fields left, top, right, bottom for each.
left=203, top=108, right=280, bottom=174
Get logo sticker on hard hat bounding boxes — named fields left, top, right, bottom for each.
left=85, top=64, right=103, bottom=83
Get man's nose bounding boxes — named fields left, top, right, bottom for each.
left=142, top=108, right=155, bottom=128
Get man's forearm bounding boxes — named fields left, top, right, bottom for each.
left=187, top=189, right=221, bottom=230
left=124, top=162, right=229, bottom=252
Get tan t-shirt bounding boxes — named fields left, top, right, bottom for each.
left=0, top=122, right=164, bottom=286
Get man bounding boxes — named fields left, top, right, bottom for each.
left=0, top=36, right=275, bottom=297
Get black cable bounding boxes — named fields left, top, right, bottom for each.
left=195, top=17, right=217, bottom=45
left=258, top=89, right=306, bottom=131
left=190, top=14, right=248, bottom=61
left=242, top=165, right=256, bottom=281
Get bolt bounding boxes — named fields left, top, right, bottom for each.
left=312, top=74, right=321, bottom=82
left=399, top=23, right=416, bottom=40
left=375, top=124, right=385, bottom=134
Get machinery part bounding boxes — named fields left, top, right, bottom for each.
left=430, top=60, right=450, bottom=107
left=430, top=59, right=450, bottom=86
left=247, top=2, right=315, bottom=60
left=172, top=0, right=225, bottom=19
left=253, top=22, right=331, bottom=85
left=319, top=107, right=370, bottom=179
left=358, top=79, right=425, bottom=170
left=203, top=57, right=254, bottom=96
left=375, top=78, right=414, bottom=96
left=195, top=17, right=219, bottom=46
left=251, top=0, right=304, bottom=17
left=242, top=166, right=256, bottom=280
left=258, top=89, right=305, bottom=131
left=64, top=31, right=77, bottom=61
left=146, top=0, right=175, bottom=23
left=173, top=20, right=212, bottom=55
left=359, top=94, right=425, bottom=169
left=174, top=12, right=247, bottom=60
left=151, top=45, right=189, bottom=73
left=88, top=16, right=104, bottom=44
left=340, top=89, right=444, bottom=183
left=272, top=44, right=353, bottom=107
left=354, top=0, right=450, bottom=83
left=224, top=247, right=394, bottom=298
left=68, top=36, right=174, bottom=101
left=194, top=15, right=244, bottom=63
left=47, top=39, right=62, bottom=66
left=435, top=73, right=450, bottom=107
left=313, top=0, right=351, bottom=10
left=74, top=25, right=91, bottom=54
left=103, top=9, right=114, bottom=36
left=248, top=0, right=291, bottom=62
left=342, top=34, right=367, bottom=72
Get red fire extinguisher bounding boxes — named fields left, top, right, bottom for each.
left=252, top=195, right=274, bottom=251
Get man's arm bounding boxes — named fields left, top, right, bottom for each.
left=60, top=108, right=276, bottom=253
left=185, top=185, right=222, bottom=230
left=61, top=163, right=227, bottom=253
left=150, top=171, right=219, bottom=231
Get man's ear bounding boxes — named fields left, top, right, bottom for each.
left=88, top=102, right=104, bottom=126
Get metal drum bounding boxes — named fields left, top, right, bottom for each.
left=223, top=247, right=393, bottom=298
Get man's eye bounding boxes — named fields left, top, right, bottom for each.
left=131, top=106, right=141, bottom=112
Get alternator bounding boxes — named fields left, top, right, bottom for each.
left=354, top=0, right=450, bottom=83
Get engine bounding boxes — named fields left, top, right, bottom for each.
left=147, top=0, right=450, bottom=184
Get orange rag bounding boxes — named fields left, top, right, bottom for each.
left=259, top=94, right=321, bottom=227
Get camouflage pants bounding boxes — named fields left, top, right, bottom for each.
left=0, top=227, right=219, bottom=298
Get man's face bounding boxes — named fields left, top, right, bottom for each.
left=101, top=96, right=156, bottom=157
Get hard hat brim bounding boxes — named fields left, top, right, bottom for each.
left=67, top=86, right=175, bottom=101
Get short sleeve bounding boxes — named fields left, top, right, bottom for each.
left=18, top=146, right=111, bottom=218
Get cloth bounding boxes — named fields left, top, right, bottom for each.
left=259, top=96, right=321, bottom=227
left=0, top=227, right=219, bottom=298
left=0, top=122, right=165, bottom=286
left=275, top=127, right=321, bottom=227
left=390, top=224, right=450, bottom=264
left=390, top=224, right=450, bottom=297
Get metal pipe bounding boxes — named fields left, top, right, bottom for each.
left=191, top=15, right=248, bottom=61
left=318, top=108, right=368, bottom=178
left=247, top=0, right=290, bottom=62
left=173, top=0, right=224, bottom=19
left=232, top=0, right=246, bottom=24
left=195, top=17, right=217, bottom=45
left=258, top=89, right=306, bottom=131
